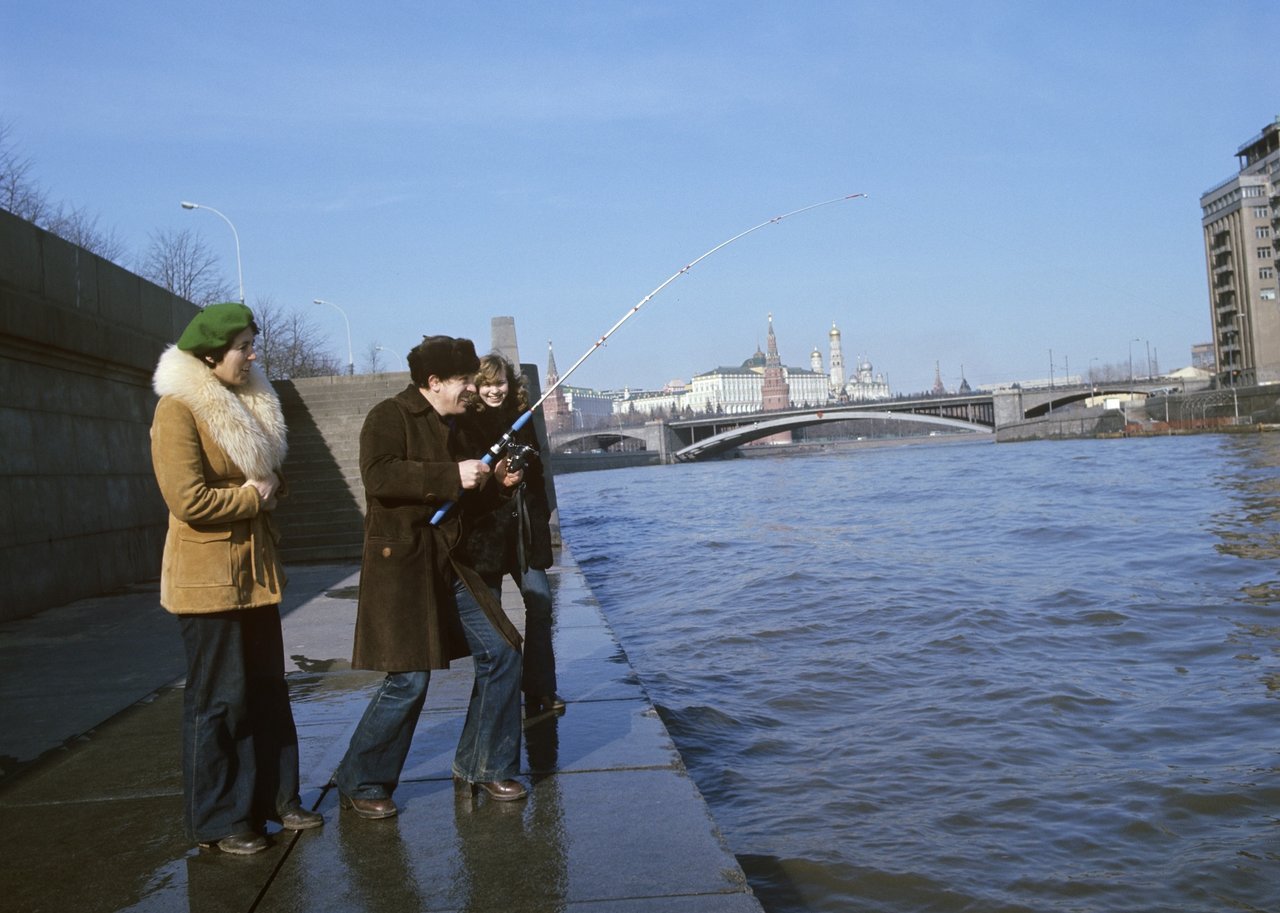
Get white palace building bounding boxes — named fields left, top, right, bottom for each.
left=548, top=316, right=891, bottom=428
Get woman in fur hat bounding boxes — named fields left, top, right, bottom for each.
left=150, top=302, right=322, bottom=855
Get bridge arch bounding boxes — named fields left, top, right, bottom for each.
left=675, top=410, right=991, bottom=461
left=548, top=428, right=653, bottom=453
left=1022, top=387, right=1151, bottom=418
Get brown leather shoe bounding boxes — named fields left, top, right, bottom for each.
left=200, top=832, right=269, bottom=855
left=454, top=776, right=528, bottom=801
left=278, top=807, right=324, bottom=830
left=339, top=793, right=398, bottom=819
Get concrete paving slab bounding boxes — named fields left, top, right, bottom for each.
left=259, top=768, right=751, bottom=913
left=279, top=566, right=362, bottom=675
left=0, top=586, right=183, bottom=776
left=521, top=699, right=680, bottom=774
left=0, top=793, right=276, bottom=913
left=0, top=689, right=183, bottom=805
left=0, top=550, right=764, bottom=913
left=560, top=897, right=768, bottom=913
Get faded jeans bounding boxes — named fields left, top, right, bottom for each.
left=335, top=579, right=522, bottom=797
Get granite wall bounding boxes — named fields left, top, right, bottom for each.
left=0, top=208, right=197, bottom=621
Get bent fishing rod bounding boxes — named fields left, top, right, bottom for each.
left=431, top=192, right=868, bottom=525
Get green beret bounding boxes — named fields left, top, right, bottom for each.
left=177, top=302, right=256, bottom=353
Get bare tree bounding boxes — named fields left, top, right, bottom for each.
left=44, top=203, right=128, bottom=263
left=363, top=341, right=392, bottom=374
left=0, top=121, right=51, bottom=223
left=1, top=121, right=126, bottom=261
left=139, top=227, right=235, bottom=306
left=252, top=297, right=343, bottom=380
left=1087, top=362, right=1131, bottom=385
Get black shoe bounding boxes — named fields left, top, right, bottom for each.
left=453, top=775, right=528, bottom=801
left=278, top=807, right=324, bottom=830
left=339, top=793, right=398, bottom=819
left=525, top=693, right=567, bottom=716
left=200, top=832, right=269, bottom=855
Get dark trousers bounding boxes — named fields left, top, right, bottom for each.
left=514, top=567, right=557, bottom=696
left=178, top=605, right=302, bottom=842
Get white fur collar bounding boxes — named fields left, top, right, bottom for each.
left=152, top=344, right=288, bottom=478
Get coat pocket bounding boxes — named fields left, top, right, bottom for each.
left=175, top=526, right=234, bottom=588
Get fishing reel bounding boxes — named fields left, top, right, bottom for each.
left=504, top=443, right=538, bottom=474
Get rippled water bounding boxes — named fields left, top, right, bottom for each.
left=555, top=435, right=1280, bottom=913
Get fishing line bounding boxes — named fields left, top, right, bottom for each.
left=431, top=192, right=868, bottom=524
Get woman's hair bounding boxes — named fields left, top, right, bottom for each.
left=474, top=353, right=530, bottom=413
left=197, top=320, right=260, bottom=366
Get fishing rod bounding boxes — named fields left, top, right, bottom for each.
left=431, top=192, right=868, bottom=525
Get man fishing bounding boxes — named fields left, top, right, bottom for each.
left=335, top=335, right=530, bottom=817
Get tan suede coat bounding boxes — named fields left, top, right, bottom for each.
left=150, top=345, right=288, bottom=614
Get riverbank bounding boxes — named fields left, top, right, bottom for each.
left=0, top=551, right=762, bottom=912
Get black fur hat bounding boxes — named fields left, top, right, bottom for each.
left=408, top=335, right=480, bottom=386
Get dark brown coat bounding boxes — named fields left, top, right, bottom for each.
left=350, top=384, right=521, bottom=672
left=460, top=407, right=554, bottom=576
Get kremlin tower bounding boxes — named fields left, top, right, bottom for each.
left=542, top=341, right=571, bottom=433
left=828, top=322, right=846, bottom=392
left=758, top=314, right=793, bottom=444
left=761, top=314, right=791, bottom=412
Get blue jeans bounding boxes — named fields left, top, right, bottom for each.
left=178, top=605, right=302, bottom=842
left=514, top=567, right=557, bottom=697
left=335, top=579, right=522, bottom=797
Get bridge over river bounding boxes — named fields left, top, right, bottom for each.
left=547, top=381, right=1184, bottom=462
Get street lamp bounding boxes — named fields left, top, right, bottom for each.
left=313, top=298, right=354, bottom=375
left=180, top=201, right=244, bottom=303
left=1127, top=337, right=1140, bottom=384
left=373, top=345, right=403, bottom=373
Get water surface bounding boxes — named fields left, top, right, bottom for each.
left=557, top=435, right=1280, bottom=912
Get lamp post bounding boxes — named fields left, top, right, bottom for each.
left=1127, top=337, right=1140, bottom=384
left=313, top=299, right=354, bottom=375
left=180, top=201, right=244, bottom=303
left=373, top=345, right=403, bottom=374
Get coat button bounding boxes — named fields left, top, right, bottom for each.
left=382, top=546, right=392, bottom=558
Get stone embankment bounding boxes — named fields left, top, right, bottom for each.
left=994, top=385, right=1280, bottom=443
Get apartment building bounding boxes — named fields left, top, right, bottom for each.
left=1200, top=117, right=1280, bottom=385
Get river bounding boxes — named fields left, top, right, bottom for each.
left=554, top=434, right=1280, bottom=913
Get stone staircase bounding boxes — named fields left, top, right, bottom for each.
left=271, top=366, right=560, bottom=563
left=272, top=372, right=412, bottom=563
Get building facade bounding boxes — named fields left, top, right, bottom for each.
left=684, top=340, right=828, bottom=415
left=551, top=314, right=877, bottom=426
left=1200, top=116, right=1280, bottom=386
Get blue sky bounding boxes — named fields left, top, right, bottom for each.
left=3, top=1, right=1277, bottom=393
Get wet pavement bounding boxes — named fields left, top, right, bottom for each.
left=0, top=551, right=763, bottom=913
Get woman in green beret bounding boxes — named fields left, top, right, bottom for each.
left=150, top=302, right=322, bottom=855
